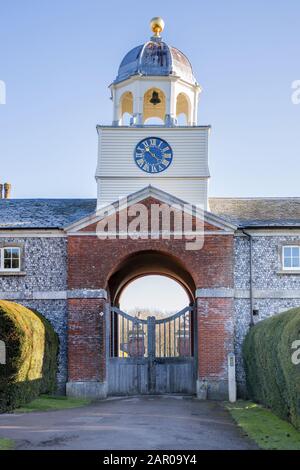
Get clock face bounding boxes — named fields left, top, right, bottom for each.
left=134, top=137, right=173, bottom=174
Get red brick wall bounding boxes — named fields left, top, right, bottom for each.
left=197, top=298, right=234, bottom=379
left=67, top=197, right=235, bottom=383
left=68, top=298, right=106, bottom=382
left=68, top=236, right=233, bottom=291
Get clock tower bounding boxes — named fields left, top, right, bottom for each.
left=96, top=18, right=210, bottom=209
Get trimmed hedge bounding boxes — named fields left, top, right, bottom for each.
left=243, top=308, right=300, bottom=430
left=0, top=300, right=58, bottom=412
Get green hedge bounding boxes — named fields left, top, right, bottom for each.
left=0, top=300, right=58, bottom=412
left=243, top=308, right=300, bottom=430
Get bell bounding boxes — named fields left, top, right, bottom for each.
left=149, top=91, right=161, bottom=106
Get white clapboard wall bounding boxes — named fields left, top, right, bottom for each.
left=96, top=126, right=210, bottom=208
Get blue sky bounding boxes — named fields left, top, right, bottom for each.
left=1, top=1, right=299, bottom=311
left=120, top=276, right=188, bottom=314
left=0, top=0, right=299, bottom=199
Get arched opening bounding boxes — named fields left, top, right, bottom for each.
left=120, top=91, right=133, bottom=125
left=176, top=92, right=190, bottom=124
left=108, top=250, right=196, bottom=306
left=143, top=88, right=166, bottom=124
left=106, top=250, right=197, bottom=395
left=120, top=275, right=190, bottom=317
left=118, top=276, right=192, bottom=362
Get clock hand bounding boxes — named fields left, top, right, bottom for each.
left=145, top=146, right=160, bottom=161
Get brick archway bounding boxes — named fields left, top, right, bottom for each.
left=66, top=192, right=235, bottom=399
left=108, top=250, right=196, bottom=306
left=106, top=250, right=197, bottom=395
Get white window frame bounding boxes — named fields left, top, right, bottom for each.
left=282, top=245, right=300, bottom=271
left=0, top=247, right=21, bottom=272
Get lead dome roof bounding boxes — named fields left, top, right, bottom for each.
left=115, top=38, right=197, bottom=85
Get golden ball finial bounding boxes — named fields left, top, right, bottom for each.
left=150, top=17, right=165, bottom=37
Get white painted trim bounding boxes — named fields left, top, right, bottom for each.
left=210, top=197, right=300, bottom=201
left=65, top=185, right=237, bottom=233
left=281, top=245, right=300, bottom=271
left=108, top=75, right=202, bottom=93
left=236, top=229, right=300, bottom=237
left=0, top=231, right=66, bottom=238
left=67, top=230, right=234, bottom=237
left=97, top=124, right=210, bottom=132
left=5, top=227, right=298, bottom=238
left=0, top=247, right=21, bottom=272
left=99, top=176, right=210, bottom=180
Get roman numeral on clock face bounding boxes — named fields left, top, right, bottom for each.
left=134, top=137, right=173, bottom=174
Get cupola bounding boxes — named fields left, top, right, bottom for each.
left=110, top=18, right=202, bottom=127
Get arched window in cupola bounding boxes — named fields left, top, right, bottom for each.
left=143, top=88, right=166, bottom=124
left=120, top=91, right=133, bottom=125
left=176, top=93, right=191, bottom=125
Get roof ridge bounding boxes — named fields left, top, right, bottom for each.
left=209, top=197, right=300, bottom=201
left=0, top=198, right=97, bottom=201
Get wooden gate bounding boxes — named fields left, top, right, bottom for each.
left=106, top=305, right=197, bottom=395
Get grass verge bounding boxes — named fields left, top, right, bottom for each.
left=226, top=400, right=300, bottom=450
left=0, top=438, right=14, bottom=450
left=15, top=394, right=91, bottom=413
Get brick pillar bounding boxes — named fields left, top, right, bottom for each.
left=66, top=291, right=108, bottom=399
left=196, top=292, right=234, bottom=400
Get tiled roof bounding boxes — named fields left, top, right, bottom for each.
left=209, top=198, right=300, bottom=227
left=0, top=199, right=97, bottom=228
left=0, top=197, right=300, bottom=229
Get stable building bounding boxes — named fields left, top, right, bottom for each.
left=1, top=18, right=300, bottom=399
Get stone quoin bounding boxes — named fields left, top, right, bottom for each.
left=1, top=18, right=300, bottom=399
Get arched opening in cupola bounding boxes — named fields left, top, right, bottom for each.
left=143, top=88, right=166, bottom=124
left=120, top=91, right=133, bottom=125
left=176, top=93, right=190, bottom=125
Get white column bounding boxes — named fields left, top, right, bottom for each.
left=192, top=89, right=198, bottom=126
left=165, top=81, right=177, bottom=126
left=132, top=81, right=143, bottom=125
left=112, top=87, right=121, bottom=126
